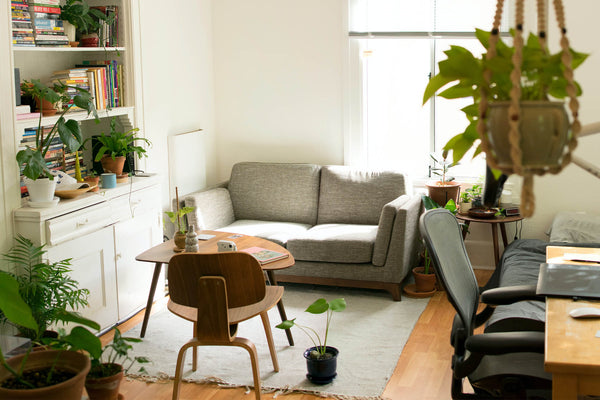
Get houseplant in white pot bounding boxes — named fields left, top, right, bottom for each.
left=422, top=2, right=588, bottom=217
left=17, top=80, right=97, bottom=203
left=276, top=298, right=346, bottom=384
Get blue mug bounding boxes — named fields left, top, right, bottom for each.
left=101, top=173, right=117, bottom=189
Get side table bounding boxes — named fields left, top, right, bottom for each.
left=456, top=213, right=524, bottom=266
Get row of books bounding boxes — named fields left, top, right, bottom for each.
left=95, top=5, right=119, bottom=47
left=11, top=0, right=35, bottom=47
left=19, top=126, right=88, bottom=197
left=51, top=62, right=123, bottom=110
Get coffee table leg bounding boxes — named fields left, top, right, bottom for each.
left=266, top=270, right=294, bottom=346
left=140, top=262, right=163, bottom=338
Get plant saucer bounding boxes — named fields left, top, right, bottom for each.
left=28, top=197, right=60, bottom=208
left=306, top=372, right=337, bottom=385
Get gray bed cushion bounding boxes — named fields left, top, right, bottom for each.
left=216, top=220, right=312, bottom=247
left=287, top=224, right=377, bottom=264
left=228, top=162, right=321, bottom=225
left=317, top=166, right=406, bottom=225
left=549, top=211, right=600, bottom=243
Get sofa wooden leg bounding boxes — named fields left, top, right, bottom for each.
left=387, top=284, right=402, bottom=301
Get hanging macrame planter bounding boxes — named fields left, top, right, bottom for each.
left=477, top=0, right=581, bottom=218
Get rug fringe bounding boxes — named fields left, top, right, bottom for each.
left=125, top=372, right=389, bottom=400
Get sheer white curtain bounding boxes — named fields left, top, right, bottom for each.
left=347, top=0, right=511, bottom=179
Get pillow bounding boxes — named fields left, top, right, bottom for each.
left=549, top=211, right=600, bottom=243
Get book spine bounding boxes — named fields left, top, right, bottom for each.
left=29, top=5, right=60, bottom=13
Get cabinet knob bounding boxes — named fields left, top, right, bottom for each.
left=76, top=218, right=89, bottom=226
left=116, top=253, right=122, bottom=260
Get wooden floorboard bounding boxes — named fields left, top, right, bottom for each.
left=108, top=269, right=494, bottom=400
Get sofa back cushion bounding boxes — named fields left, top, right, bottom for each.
left=317, top=166, right=407, bottom=225
left=228, top=162, right=321, bottom=225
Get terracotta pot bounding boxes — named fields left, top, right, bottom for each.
left=426, top=181, right=461, bottom=208
left=487, top=101, right=570, bottom=171
left=34, top=97, right=57, bottom=116
left=304, top=346, right=338, bottom=384
left=80, top=33, right=99, bottom=47
left=100, top=156, right=126, bottom=175
left=0, top=350, right=90, bottom=400
left=174, top=232, right=186, bottom=251
left=85, top=364, right=123, bottom=400
left=412, top=266, right=436, bottom=293
left=84, top=176, right=100, bottom=192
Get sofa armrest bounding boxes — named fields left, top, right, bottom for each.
left=373, top=195, right=409, bottom=266
left=378, top=195, right=423, bottom=281
left=182, top=183, right=235, bottom=230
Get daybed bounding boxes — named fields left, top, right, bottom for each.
left=182, top=162, right=423, bottom=300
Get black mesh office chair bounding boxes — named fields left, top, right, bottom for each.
left=419, top=209, right=551, bottom=399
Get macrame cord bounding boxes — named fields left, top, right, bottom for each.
left=476, top=0, right=581, bottom=217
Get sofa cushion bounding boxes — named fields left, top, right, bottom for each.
left=317, top=166, right=407, bottom=225
left=184, top=188, right=235, bottom=230
left=287, top=224, right=378, bottom=263
left=217, top=219, right=312, bottom=247
left=228, top=162, right=321, bottom=225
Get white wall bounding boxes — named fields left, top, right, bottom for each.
left=212, top=0, right=346, bottom=181
left=138, top=0, right=216, bottom=208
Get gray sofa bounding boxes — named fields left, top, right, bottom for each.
left=182, top=162, right=422, bottom=300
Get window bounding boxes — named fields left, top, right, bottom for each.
left=347, top=0, right=512, bottom=180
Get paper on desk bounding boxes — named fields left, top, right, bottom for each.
left=564, top=252, right=600, bottom=263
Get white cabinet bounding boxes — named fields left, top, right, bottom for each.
left=13, top=176, right=163, bottom=332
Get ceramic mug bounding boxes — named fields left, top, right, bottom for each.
left=101, top=173, right=117, bottom=189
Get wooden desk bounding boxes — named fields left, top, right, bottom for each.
left=545, top=246, right=600, bottom=400
left=135, top=231, right=296, bottom=345
left=456, top=214, right=523, bottom=265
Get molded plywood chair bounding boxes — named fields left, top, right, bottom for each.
left=419, top=209, right=551, bottom=399
left=167, top=252, right=283, bottom=400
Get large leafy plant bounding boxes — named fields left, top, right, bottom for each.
left=0, top=235, right=94, bottom=340
left=422, top=29, right=588, bottom=166
left=17, top=79, right=97, bottom=180
left=276, top=298, right=346, bottom=359
left=60, top=0, right=115, bottom=35
left=92, top=117, right=151, bottom=161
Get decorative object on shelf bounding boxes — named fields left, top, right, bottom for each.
left=468, top=208, right=497, bottom=219
left=426, top=152, right=460, bottom=208
left=185, top=225, right=199, bottom=252
left=165, top=187, right=195, bottom=252
left=84, top=171, right=100, bottom=192
left=59, top=0, right=115, bottom=48
left=55, top=183, right=96, bottom=199
left=276, top=297, right=346, bottom=384
left=84, top=328, right=148, bottom=400
left=16, top=80, right=97, bottom=201
left=423, top=0, right=588, bottom=217
left=459, top=183, right=482, bottom=215
left=100, top=173, right=116, bottom=189
left=90, top=117, right=150, bottom=176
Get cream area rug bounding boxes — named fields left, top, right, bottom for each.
left=125, top=283, right=429, bottom=400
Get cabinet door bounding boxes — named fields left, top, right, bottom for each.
left=114, top=210, right=162, bottom=321
left=46, top=226, right=118, bottom=332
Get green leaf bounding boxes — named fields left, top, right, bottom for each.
left=422, top=73, right=454, bottom=105
left=17, top=148, right=51, bottom=179
left=421, top=195, right=439, bottom=210
left=57, top=118, right=82, bottom=153
left=275, top=319, right=295, bottom=329
left=305, top=298, right=329, bottom=314
left=329, top=298, right=346, bottom=312
left=0, top=272, right=38, bottom=332
left=54, top=309, right=100, bottom=331
left=64, top=326, right=102, bottom=359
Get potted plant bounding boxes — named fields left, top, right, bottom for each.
left=422, top=26, right=587, bottom=217
left=165, top=205, right=195, bottom=251
left=426, top=152, right=460, bottom=208
left=276, top=297, right=346, bottom=384
left=60, top=0, right=115, bottom=47
left=84, top=170, right=100, bottom=192
left=0, top=235, right=94, bottom=341
left=0, top=262, right=102, bottom=399
left=412, top=247, right=436, bottom=294
left=84, top=328, right=149, bottom=400
left=91, top=117, right=151, bottom=177
left=17, top=80, right=97, bottom=203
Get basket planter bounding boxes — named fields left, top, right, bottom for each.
left=487, top=101, right=570, bottom=172
left=304, top=346, right=338, bottom=385
left=0, top=350, right=90, bottom=400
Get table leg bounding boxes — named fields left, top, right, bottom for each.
left=500, top=223, right=509, bottom=247
left=552, top=374, right=578, bottom=400
left=266, top=270, right=294, bottom=346
left=491, top=225, right=500, bottom=266
left=140, top=262, right=163, bottom=338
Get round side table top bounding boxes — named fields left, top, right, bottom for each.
left=456, top=213, right=524, bottom=224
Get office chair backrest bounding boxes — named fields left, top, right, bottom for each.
left=420, top=209, right=480, bottom=335
left=168, top=252, right=266, bottom=310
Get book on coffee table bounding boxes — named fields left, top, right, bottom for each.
left=241, top=246, right=289, bottom=264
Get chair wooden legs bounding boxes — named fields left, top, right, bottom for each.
left=260, top=311, right=279, bottom=372
left=172, top=339, right=198, bottom=400
left=192, top=322, right=198, bottom=371
left=232, top=337, right=262, bottom=400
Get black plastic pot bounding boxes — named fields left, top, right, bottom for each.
left=304, top=346, right=339, bottom=384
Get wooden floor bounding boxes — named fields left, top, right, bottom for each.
left=105, top=269, right=494, bottom=400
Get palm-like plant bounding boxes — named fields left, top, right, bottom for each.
left=0, top=235, right=91, bottom=340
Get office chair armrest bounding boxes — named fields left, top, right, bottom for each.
left=465, top=331, right=545, bottom=355
left=481, top=285, right=544, bottom=305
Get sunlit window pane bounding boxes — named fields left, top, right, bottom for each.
left=435, top=0, right=509, bottom=32
left=349, top=0, right=433, bottom=32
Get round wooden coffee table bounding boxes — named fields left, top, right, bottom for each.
left=135, top=231, right=295, bottom=344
